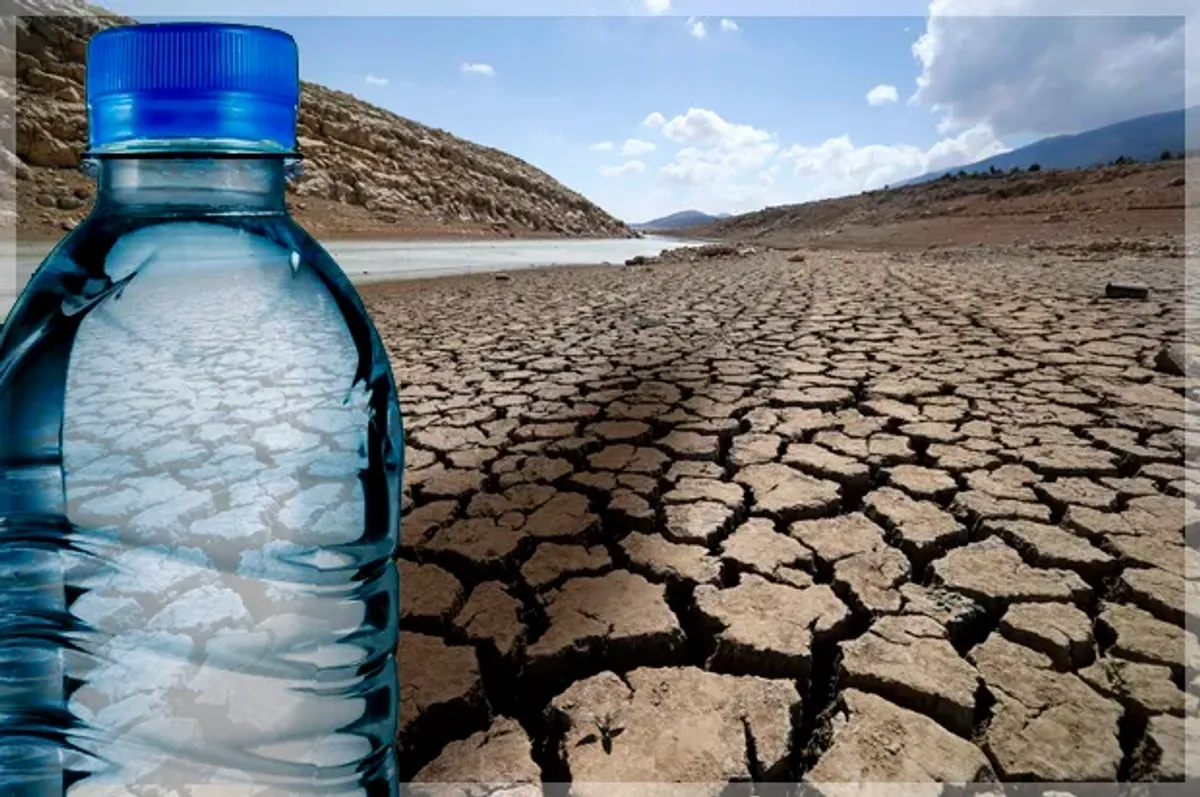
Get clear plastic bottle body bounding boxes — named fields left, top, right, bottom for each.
left=0, top=154, right=403, bottom=796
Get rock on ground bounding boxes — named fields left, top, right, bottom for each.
left=1079, top=658, right=1197, bottom=717
left=950, top=490, right=1050, bottom=525
left=719, top=517, right=813, bottom=582
left=620, top=532, right=722, bottom=587
left=895, top=583, right=986, bottom=642
left=520, top=542, right=611, bottom=591
left=453, top=581, right=527, bottom=659
left=1144, top=714, right=1200, bottom=781
left=885, top=465, right=958, bottom=501
left=424, top=517, right=526, bottom=575
left=969, top=634, right=1123, bottom=781
left=1098, top=602, right=1194, bottom=669
left=788, top=510, right=913, bottom=612
left=409, top=716, right=542, bottom=797
left=548, top=667, right=801, bottom=794
left=663, top=500, right=738, bottom=545
left=1120, top=566, right=1194, bottom=626
left=981, top=518, right=1115, bottom=579
left=804, top=689, right=993, bottom=789
left=1018, top=444, right=1120, bottom=477
left=695, top=575, right=851, bottom=680
left=525, top=570, right=686, bottom=681
left=863, top=487, right=966, bottom=566
left=831, top=546, right=911, bottom=615
left=400, top=559, right=466, bottom=628
left=790, top=512, right=889, bottom=564
left=838, top=614, right=980, bottom=735
left=735, top=463, right=842, bottom=520
left=929, top=537, right=1092, bottom=610
left=399, top=632, right=490, bottom=752
left=998, top=601, right=1094, bottom=670
left=784, top=443, right=871, bottom=488
left=664, top=477, right=745, bottom=508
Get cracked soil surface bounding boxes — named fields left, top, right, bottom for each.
left=365, top=246, right=1198, bottom=791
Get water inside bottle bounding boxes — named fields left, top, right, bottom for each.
left=0, top=213, right=402, bottom=796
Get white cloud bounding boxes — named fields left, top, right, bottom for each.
left=655, top=108, right=779, bottom=190
left=659, top=107, right=774, bottom=152
left=720, top=19, right=740, bottom=33
left=777, top=122, right=1009, bottom=198
left=866, top=84, right=899, bottom=106
left=622, top=138, right=657, bottom=157
left=590, top=141, right=615, bottom=152
left=461, top=63, right=496, bottom=78
left=922, top=124, right=1011, bottom=172
left=644, top=0, right=670, bottom=13
left=643, top=111, right=667, bottom=129
left=364, top=73, right=388, bottom=86
left=660, top=145, right=775, bottom=188
left=600, top=160, right=647, bottom=178
left=911, top=0, right=1191, bottom=136
left=687, top=17, right=707, bottom=40
left=637, top=102, right=1010, bottom=218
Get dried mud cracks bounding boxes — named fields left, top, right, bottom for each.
left=366, top=249, right=1199, bottom=793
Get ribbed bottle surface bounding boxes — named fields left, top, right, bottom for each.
left=87, top=24, right=298, bottom=98
left=0, top=167, right=403, bottom=797
left=86, top=23, right=300, bottom=151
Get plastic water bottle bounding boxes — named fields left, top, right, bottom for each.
left=0, top=23, right=402, bottom=796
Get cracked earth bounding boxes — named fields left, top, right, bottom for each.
left=364, top=247, right=1199, bottom=792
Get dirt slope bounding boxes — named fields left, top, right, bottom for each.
left=684, top=159, right=1190, bottom=255
left=6, top=0, right=633, bottom=240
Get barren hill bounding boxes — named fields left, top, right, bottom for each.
left=7, top=1, right=634, bottom=240
left=896, top=107, right=1194, bottom=188
left=684, top=159, right=1190, bottom=255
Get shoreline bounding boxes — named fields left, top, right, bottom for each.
left=357, top=257, right=639, bottom=293
left=0, top=258, right=633, bottom=323
left=310, top=228, right=645, bottom=243
left=2, top=233, right=706, bottom=320
left=8, top=225, right=648, bottom=246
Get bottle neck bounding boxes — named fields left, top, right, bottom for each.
left=93, top=157, right=289, bottom=214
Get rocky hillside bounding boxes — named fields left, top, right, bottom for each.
left=7, top=1, right=633, bottom=240
left=682, top=158, right=1189, bottom=253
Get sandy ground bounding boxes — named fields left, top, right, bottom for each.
left=363, top=244, right=1198, bottom=790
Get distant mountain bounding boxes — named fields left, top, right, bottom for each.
left=899, top=107, right=1196, bottom=188
left=633, top=210, right=730, bottom=229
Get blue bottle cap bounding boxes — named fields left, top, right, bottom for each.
left=86, top=23, right=300, bottom=153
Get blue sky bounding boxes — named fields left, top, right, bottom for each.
left=101, top=1, right=1190, bottom=223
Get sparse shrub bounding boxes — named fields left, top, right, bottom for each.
left=958, top=170, right=968, bottom=178
left=989, top=165, right=1001, bottom=175
left=989, top=179, right=1042, bottom=200
left=1029, top=163, right=1042, bottom=172
left=1113, top=155, right=1133, bottom=166
left=1161, top=150, right=1173, bottom=161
